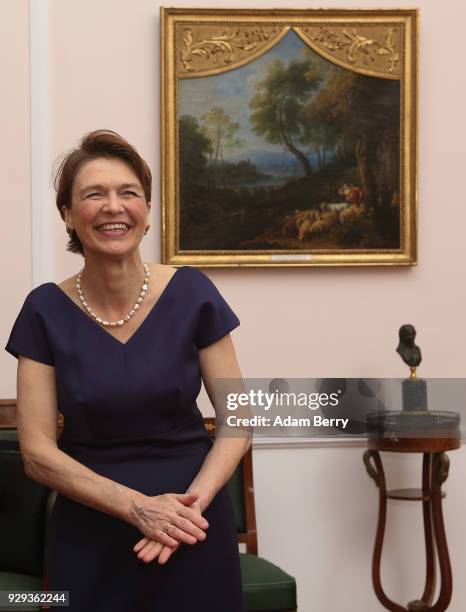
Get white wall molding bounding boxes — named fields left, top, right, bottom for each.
left=252, top=436, right=465, bottom=449
left=30, top=0, right=53, bottom=287
left=252, top=437, right=368, bottom=449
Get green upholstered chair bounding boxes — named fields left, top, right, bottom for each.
left=205, top=418, right=298, bottom=612
left=0, top=427, right=52, bottom=612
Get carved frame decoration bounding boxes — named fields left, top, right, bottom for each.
left=161, top=8, right=418, bottom=267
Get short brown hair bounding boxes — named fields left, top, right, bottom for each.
left=55, top=129, right=152, bottom=255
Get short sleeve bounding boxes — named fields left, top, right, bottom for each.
left=193, top=270, right=240, bottom=350
left=4, top=290, right=55, bottom=366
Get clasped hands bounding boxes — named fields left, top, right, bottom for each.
left=132, top=492, right=208, bottom=565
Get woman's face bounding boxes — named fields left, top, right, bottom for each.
left=63, top=156, right=150, bottom=257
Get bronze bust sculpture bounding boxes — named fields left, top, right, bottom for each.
left=397, top=324, right=427, bottom=412
left=396, top=324, right=422, bottom=370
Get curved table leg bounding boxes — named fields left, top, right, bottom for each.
left=429, top=453, right=453, bottom=612
left=421, top=453, right=436, bottom=605
left=407, top=454, right=436, bottom=611
left=363, top=450, right=406, bottom=612
left=364, top=450, right=454, bottom=612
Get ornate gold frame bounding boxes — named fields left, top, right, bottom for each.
left=161, top=8, right=418, bottom=267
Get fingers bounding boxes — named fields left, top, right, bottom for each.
left=173, top=492, right=198, bottom=504
left=137, top=540, right=164, bottom=563
left=134, top=494, right=210, bottom=566
left=141, top=524, right=192, bottom=548
left=133, top=538, right=179, bottom=564
left=158, top=543, right=179, bottom=565
left=133, top=537, right=149, bottom=553
left=136, top=493, right=208, bottom=547
left=168, top=513, right=207, bottom=542
left=163, top=522, right=198, bottom=545
left=155, top=528, right=180, bottom=547
left=175, top=503, right=209, bottom=530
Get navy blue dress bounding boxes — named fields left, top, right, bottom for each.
left=5, top=265, right=243, bottom=612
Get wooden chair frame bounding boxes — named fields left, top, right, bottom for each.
left=205, top=417, right=297, bottom=612
left=204, top=417, right=258, bottom=555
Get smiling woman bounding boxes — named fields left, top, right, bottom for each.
left=64, top=156, right=149, bottom=251
left=55, top=130, right=152, bottom=255
left=4, top=130, right=248, bottom=611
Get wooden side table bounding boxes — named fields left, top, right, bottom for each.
left=363, top=435, right=461, bottom=612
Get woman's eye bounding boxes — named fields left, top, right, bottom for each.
left=87, top=192, right=102, bottom=199
left=122, top=191, right=138, bottom=197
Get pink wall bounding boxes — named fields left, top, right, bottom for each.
left=1, top=0, right=31, bottom=397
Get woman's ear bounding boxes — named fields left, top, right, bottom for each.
left=62, top=205, right=72, bottom=228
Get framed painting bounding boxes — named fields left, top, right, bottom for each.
left=161, top=8, right=418, bottom=267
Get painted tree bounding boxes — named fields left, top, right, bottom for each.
left=307, top=67, right=400, bottom=208
left=301, top=118, right=339, bottom=170
left=249, top=59, right=322, bottom=177
left=300, top=57, right=340, bottom=170
left=200, top=106, right=241, bottom=188
left=179, top=114, right=212, bottom=188
left=200, top=106, right=241, bottom=163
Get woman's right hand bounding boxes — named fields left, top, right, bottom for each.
left=131, top=491, right=209, bottom=547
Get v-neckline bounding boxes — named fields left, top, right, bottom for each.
left=50, top=266, right=186, bottom=348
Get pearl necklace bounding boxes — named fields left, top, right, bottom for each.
left=75, top=263, right=151, bottom=327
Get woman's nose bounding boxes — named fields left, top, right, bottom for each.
left=103, top=192, right=124, bottom=212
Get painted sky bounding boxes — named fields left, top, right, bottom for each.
left=179, top=30, right=332, bottom=158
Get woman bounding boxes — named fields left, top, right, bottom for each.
left=5, top=130, right=250, bottom=611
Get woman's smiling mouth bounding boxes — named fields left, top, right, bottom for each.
left=95, top=222, right=132, bottom=236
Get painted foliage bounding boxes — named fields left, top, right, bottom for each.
left=178, top=31, right=400, bottom=251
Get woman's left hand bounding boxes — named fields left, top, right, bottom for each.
left=133, top=537, right=168, bottom=564
left=133, top=499, right=204, bottom=564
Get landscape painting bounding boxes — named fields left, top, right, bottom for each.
left=161, top=9, right=418, bottom=266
